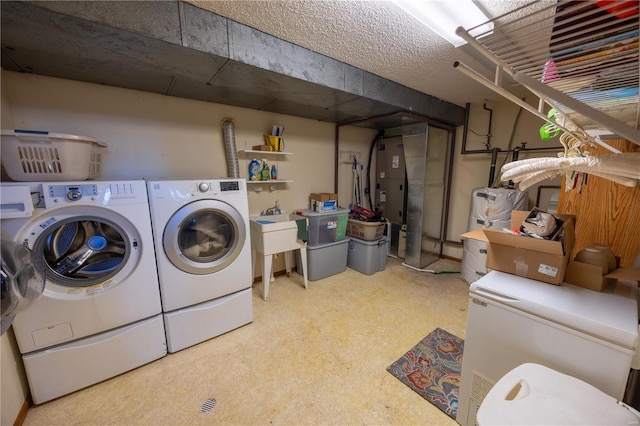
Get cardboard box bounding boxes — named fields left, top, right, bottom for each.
left=309, top=193, right=338, bottom=212
left=461, top=210, right=575, bottom=285
left=310, top=193, right=337, bottom=201
left=252, top=144, right=271, bottom=151
left=565, top=261, right=640, bottom=292
left=310, top=199, right=337, bottom=212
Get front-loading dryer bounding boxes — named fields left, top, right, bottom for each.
left=147, top=178, right=253, bottom=353
left=0, top=180, right=166, bottom=404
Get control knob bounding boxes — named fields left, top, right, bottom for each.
left=67, top=190, right=82, bottom=201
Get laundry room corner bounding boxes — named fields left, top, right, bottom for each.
left=3, top=1, right=638, bottom=422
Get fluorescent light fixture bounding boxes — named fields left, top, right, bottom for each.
left=392, top=0, right=493, bottom=47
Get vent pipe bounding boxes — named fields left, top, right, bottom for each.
left=221, top=118, right=240, bottom=178
left=488, top=147, right=500, bottom=187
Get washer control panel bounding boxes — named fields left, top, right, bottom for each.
left=49, top=184, right=98, bottom=201
left=46, top=182, right=139, bottom=204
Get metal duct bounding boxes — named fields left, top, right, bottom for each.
left=402, top=126, right=430, bottom=268
left=221, top=118, right=239, bottom=178
left=402, top=124, right=452, bottom=269
left=0, top=2, right=467, bottom=127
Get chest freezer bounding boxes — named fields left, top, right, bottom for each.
left=457, top=271, right=638, bottom=426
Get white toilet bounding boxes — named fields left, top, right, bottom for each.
left=477, top=363, right=640, bottom=425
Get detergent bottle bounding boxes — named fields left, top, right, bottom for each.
left=248, top=159, right=261, bottom=181
left=260, top=159, right=271, bottom=180
left=271, top=164, right=278, bottom=180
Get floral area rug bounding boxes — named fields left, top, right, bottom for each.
left=386, top=328, right=464, bottom=420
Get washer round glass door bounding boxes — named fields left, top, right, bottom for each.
left=163, top=200, right=246, bottom=275
left=27, top=209, right=141, bottom=292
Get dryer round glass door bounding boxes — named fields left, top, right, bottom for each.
left=25, top=208, right=143, bottom=293
left=163, top=199, right=246, bottom=275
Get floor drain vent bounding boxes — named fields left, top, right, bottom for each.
left=201, top=398, right=216, bottom=413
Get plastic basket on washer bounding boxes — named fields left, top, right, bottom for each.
left=1, top=129, right=107, bottom=181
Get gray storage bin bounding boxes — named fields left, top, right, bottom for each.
left=347, top=236, right=388, bottom=275
left=297, top=238, right=349, bottom=281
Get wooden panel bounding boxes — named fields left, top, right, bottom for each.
left=558, top=139, right=640, bottom=267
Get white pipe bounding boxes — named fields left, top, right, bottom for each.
left=401, top=262, right=437, bottom=273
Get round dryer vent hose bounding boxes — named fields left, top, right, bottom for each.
left=221, top=118, right=240, bottom=178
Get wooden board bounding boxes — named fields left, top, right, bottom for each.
left=558, top=139, right=639, bottom=267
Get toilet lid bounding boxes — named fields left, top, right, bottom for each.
left=477, top=363, right=640, bottom=425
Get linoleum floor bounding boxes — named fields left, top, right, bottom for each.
left=22, top=256, right=469, bottom=425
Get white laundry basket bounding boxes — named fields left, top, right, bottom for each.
left=1, top=129, right=106, bottom=181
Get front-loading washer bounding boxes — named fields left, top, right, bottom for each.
left=0, top=180, right=166, bottom=404
left=147, top=178, right=253, bottom=353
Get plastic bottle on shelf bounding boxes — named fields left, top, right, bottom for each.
left=271, top=164, right=277, bottom=180
left=248, top=159, right=261, bottom=181
left=260, top=159, right=271, bottom=181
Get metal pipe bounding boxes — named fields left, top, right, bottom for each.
left=334, top=124, right=340, bottom=194
left=488, top=147, right=500, bottom=187
left=512, top=147, right=520, bottom=162
left=366, top=130, right=384, bottom=211
left=461, top=94, right=560, bottom=155
left=461, top=103, right=493, bottom=154
left=483, top=103, right=493, bottom=149
left=441, top=126, right=457, bottom=258
left=507, top=148, right=520, bottom=189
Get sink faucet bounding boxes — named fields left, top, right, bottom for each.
left=262, top=201, right=281, bottom=215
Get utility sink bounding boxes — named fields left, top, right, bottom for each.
left=250, top=213, right=309, bottom=300
left=250, top=213, right=306, bottom=255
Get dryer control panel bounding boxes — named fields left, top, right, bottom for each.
left=220, top=181, right=240, bottom=192
left=192, top=180, right=241, bottom=195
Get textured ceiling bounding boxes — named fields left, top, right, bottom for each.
left=187, top=0, right=544, bottom=107
left=1, top=0, right=553, bottom=127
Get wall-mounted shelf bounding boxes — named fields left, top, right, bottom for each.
left=455, top=0, right=639, bottom=150
left=246, top=179, right=293, bottom=192
left=247, top=179, right=293, bottom=184
left=238, top=150, right=293, bottom=156
left=239, top=148, right=293, bottom=191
